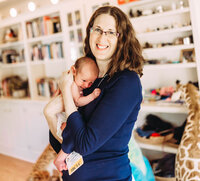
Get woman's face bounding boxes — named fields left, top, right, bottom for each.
left=89, top=14, right=118, bottom=62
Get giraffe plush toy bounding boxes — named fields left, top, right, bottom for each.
left=175, top=81, right=200, bottom=181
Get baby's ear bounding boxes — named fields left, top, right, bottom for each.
left=71, top=65, right=76, bottom=76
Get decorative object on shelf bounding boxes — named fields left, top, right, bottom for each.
left=142, top=9, right=153, bottom=16
left=134, top=114, right=175, bottom=145
left=179, top=0, right=184, bottom=9
left=27, top=144, right=62, bottom=181
left=4, top=28, right=18, bottom=43
left=152, top=154, right=176, bottom=180
left=156, top=5, right=164, bottom=13
left=171, top=2, right=177, bottom=11
left=2, top=49, right=24, bottom=63
left=179, top=48, right=195, bottom=63
left=117, top=0, right=139, bottom=5
left=175, top=81, right=200, bottom=181
left=143, top=85, right=178, bottom=103
left=2, top=75, right=28, bottom=98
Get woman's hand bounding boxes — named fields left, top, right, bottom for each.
left=58, top=70, right=74, bottom=93
left=54, top=149, right=69, bottom=175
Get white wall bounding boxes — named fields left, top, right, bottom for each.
left=0, top=100, right=49, bottom=162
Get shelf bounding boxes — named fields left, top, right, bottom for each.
left=30, top=60, right=45, bottom=65
left=0, top=40, right=24, bottom=49
left=143, top=44, right=194, bottom=53
left=137, top=26, right=192, bottom=37
left=30, top=58, right=65, bottom=65
left=0, top=97, right=31, bottom=102
left=137, top=140, right=178, bottom=154
left=0, top=62, right=26, bottom=68
left=44, top=58, right=65, bottom=63
left=141, top=102, right=188, bottom=114
left=144, top=62, right=196, bottom=70
left=27, top=32, right=63, bottom=43
left=131, top=7, right=190, bottom=23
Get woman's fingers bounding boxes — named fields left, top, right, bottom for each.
left=53, top=89, right=61, bottom=97
left=58, top=70, right=74, bottom=91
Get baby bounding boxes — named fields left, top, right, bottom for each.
left=56, top=56, right=100, bottom=139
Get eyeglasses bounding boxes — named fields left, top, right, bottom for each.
left=90, top=27, right=119, bottom=38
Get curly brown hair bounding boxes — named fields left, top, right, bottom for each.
left=84, top=6, right=144, bottom=77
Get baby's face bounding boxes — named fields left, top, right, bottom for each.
left=74, top=69, right=98, bottom=90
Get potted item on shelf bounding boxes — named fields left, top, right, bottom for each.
left=152, top=154, right=176, bottom=181
left=180, top=48, right=195, bottom=63
left=4, top=28, right=18, bottom=43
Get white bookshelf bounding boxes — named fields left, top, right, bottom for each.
left=120, top=0, right=200, bottom=161
left=131, top=7, right=190, bottom=22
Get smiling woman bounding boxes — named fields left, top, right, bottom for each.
left=89, top=13, right=118, bottom=77
left=44, top=5, right=145, bottom=181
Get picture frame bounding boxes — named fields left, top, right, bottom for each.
left=75, top=10, right=81, bottom=25
left=69, top=30, right=75, bottom=42
left=67, top=13, right=73, bottom=26
left=77, top=29, right=83, bottom=42
left=180, top=48, right=195, bottom=63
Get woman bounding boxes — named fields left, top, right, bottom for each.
left=44, top=6, right=144, bottom=181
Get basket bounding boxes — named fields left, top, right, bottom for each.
left=4, top=37, right=18, bottom=43
left=155, top=176, right=176, bottom=181
left=134, top=130, right=174, bottom=145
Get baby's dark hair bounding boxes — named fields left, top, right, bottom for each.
left=74, top=56, right=99, bottom=74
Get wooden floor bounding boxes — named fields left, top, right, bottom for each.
left=0, top=154, right=34, bottom=181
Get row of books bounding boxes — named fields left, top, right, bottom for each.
left=26, top=15, right=62, bottom=38
left=37, top=77, right=58, bottom=98
left=31, top=42, right=63, bottom=61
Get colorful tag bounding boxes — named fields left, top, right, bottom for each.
left=66, top=151, right=84, bottom=175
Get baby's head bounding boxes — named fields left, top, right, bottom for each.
left=71, top=57, right=99, bottom=90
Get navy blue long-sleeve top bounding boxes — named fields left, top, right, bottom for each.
left=50, top=69, right=143, bottom=181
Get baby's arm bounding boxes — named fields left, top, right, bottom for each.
left=43, top=94, right=64, bottom=143
left=74, top=88, right=101, bottom=107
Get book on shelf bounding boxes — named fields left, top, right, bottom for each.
left=26, top=15, right=61, bottom=38
left=37, top=77, right=58, bottom=98
left=31, top=42, right=63, bottom=61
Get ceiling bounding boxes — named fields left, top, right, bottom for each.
left=0, top=0, right=26, bottom=8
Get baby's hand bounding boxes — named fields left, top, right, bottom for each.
left=93, top=88, right=101, bottom=98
